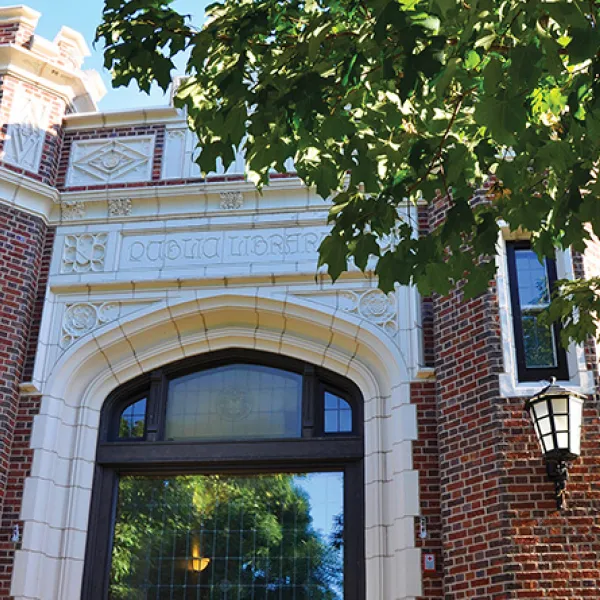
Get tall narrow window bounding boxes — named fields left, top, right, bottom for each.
left=83, top=350, right=364, bottom=600
left=506, top=242, right=569, bottom=382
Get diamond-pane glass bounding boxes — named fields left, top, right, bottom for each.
left=109, top=472, right=344, bottom=599
left=166, top=365, right=302, bottom=441
left=118, top=398, right=146, bottom=439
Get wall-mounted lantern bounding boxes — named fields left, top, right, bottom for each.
left=525, top=381, right=585, bottom=510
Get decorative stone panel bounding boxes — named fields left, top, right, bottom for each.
left=294, top=289, right=398, bottom=337
left=108, top=197, right=132, bottom=217
left=2, top=84, right=51, bottom=173
left=61, top=200, right=86, bottom=221
left=220, top=191, right=244, bottom=210
left=61, top=233, right=107, bottom=273
left=61, top=302, right=121, bottom=348
left=66, top=136, right=155, bottom=186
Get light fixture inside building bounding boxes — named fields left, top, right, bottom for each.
left=190, top=539, right=211, bottom=573
left=526, top=380, right=585, bottom=510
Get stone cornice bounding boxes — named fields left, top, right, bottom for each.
left=0, top=5, right=40, bottom=28
left=64, top=106, right=182, bottom=130
left=0, top=165, right=58, bottom=222
left=0, top=43, right=105, bottom=111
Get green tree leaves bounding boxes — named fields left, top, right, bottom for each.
left=97, top=0, right=600, bottom=345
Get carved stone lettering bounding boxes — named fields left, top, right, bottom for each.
left=118, top=226, right=329, bottom=271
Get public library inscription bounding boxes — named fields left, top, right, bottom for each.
left=119, top=226, right=329, bottom=270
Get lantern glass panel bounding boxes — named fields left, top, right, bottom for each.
left=541, top=433, right=555, bottom=453
left=538, top=418, right=552, bottom=436
left=557, top=432, right=569, bottom=448
left=570, top=398, right=584, bottom=455
left=533, top=400, right=549, bottom=419
left=553, top=397, right=568, bottom=414
left=554, top=415, right=568, bottom=432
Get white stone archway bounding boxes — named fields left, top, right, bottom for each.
left=12, top=291, right=422, bottom=600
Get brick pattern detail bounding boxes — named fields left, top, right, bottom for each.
left=23, top=227, right=55, bottom=382
left=0, top=205, right=45, bottom=595
left=0, top=22, right=34, bottom=47
left=412, top=380, right=443, bottom=599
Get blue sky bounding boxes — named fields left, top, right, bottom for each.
left=24, top=0, right=211, bottom=111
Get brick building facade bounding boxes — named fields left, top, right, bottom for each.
left=0, top=6, right=599, bottom=600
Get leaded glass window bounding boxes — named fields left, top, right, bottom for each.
left=109, top=473, right=344, bottom=599
left=506, top=242, right=568, bottom=381
left=166, top=365, right=302, bottom=441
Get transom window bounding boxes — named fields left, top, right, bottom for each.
left=83, top=350, right=364, bottom=600
left=506, top=241, right=569, bottom=382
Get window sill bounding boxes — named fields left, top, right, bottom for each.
left=499, top=369, right=595, bottom=399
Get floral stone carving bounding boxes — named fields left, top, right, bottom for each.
left=61, top=201, right=86, bottom=221
left=62, top=233, right=107, bottom=273
left=220, top=191, right=244, bottom=210
left=108, top=197, right=132, bottom=217
left=61, top=302, right=121, bottom=348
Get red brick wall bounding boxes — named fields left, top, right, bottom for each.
left=427, top=194, right=600, bottom=598
left=0, top=204, right=45, bottom=595
left=412, top=380, right=444, bottom=599
left=23, top=227, right=55, bottom=382
left=0, top=394, right=40, bottom=598
left=500, top=396, right=600, bottom=599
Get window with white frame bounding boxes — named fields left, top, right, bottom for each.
left=505, top=241, right=569, bottom=382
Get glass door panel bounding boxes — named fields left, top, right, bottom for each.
left=109, top=473, right=344, bottom=599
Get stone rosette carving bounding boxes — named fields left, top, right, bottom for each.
left=61, top=302, right=121, bottom=348
left=62, top=232, right=107, bottom=273
left=220, top=191, right=244, bottom=210
left=297, top=289, right=398, bottom=337
left=108, top=197, right=132, bottom=217
left=61, top=201, right=86, bottom=221
left=344, top=289, right=397, bottom=335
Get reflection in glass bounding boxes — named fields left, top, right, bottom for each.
left=109, top=473, right=344, bottom=599
left=515, top=250, right=550, bottom=307
left=514, top=249, right=557, bottom=369
left=522, top=316, right=557, bottom=369
left=118, top=398, right=146, bottom=439
left=324, top=393, right=353, bottom=433
left=166, top=365, right=302, bottom=441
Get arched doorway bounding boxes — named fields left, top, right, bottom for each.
left=82, top=349, right=365, bottom=599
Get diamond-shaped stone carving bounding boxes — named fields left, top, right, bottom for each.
left=66, top=136, right=154, bottom=186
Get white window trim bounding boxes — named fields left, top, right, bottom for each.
left=496, top=230, right=595, bottom=398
